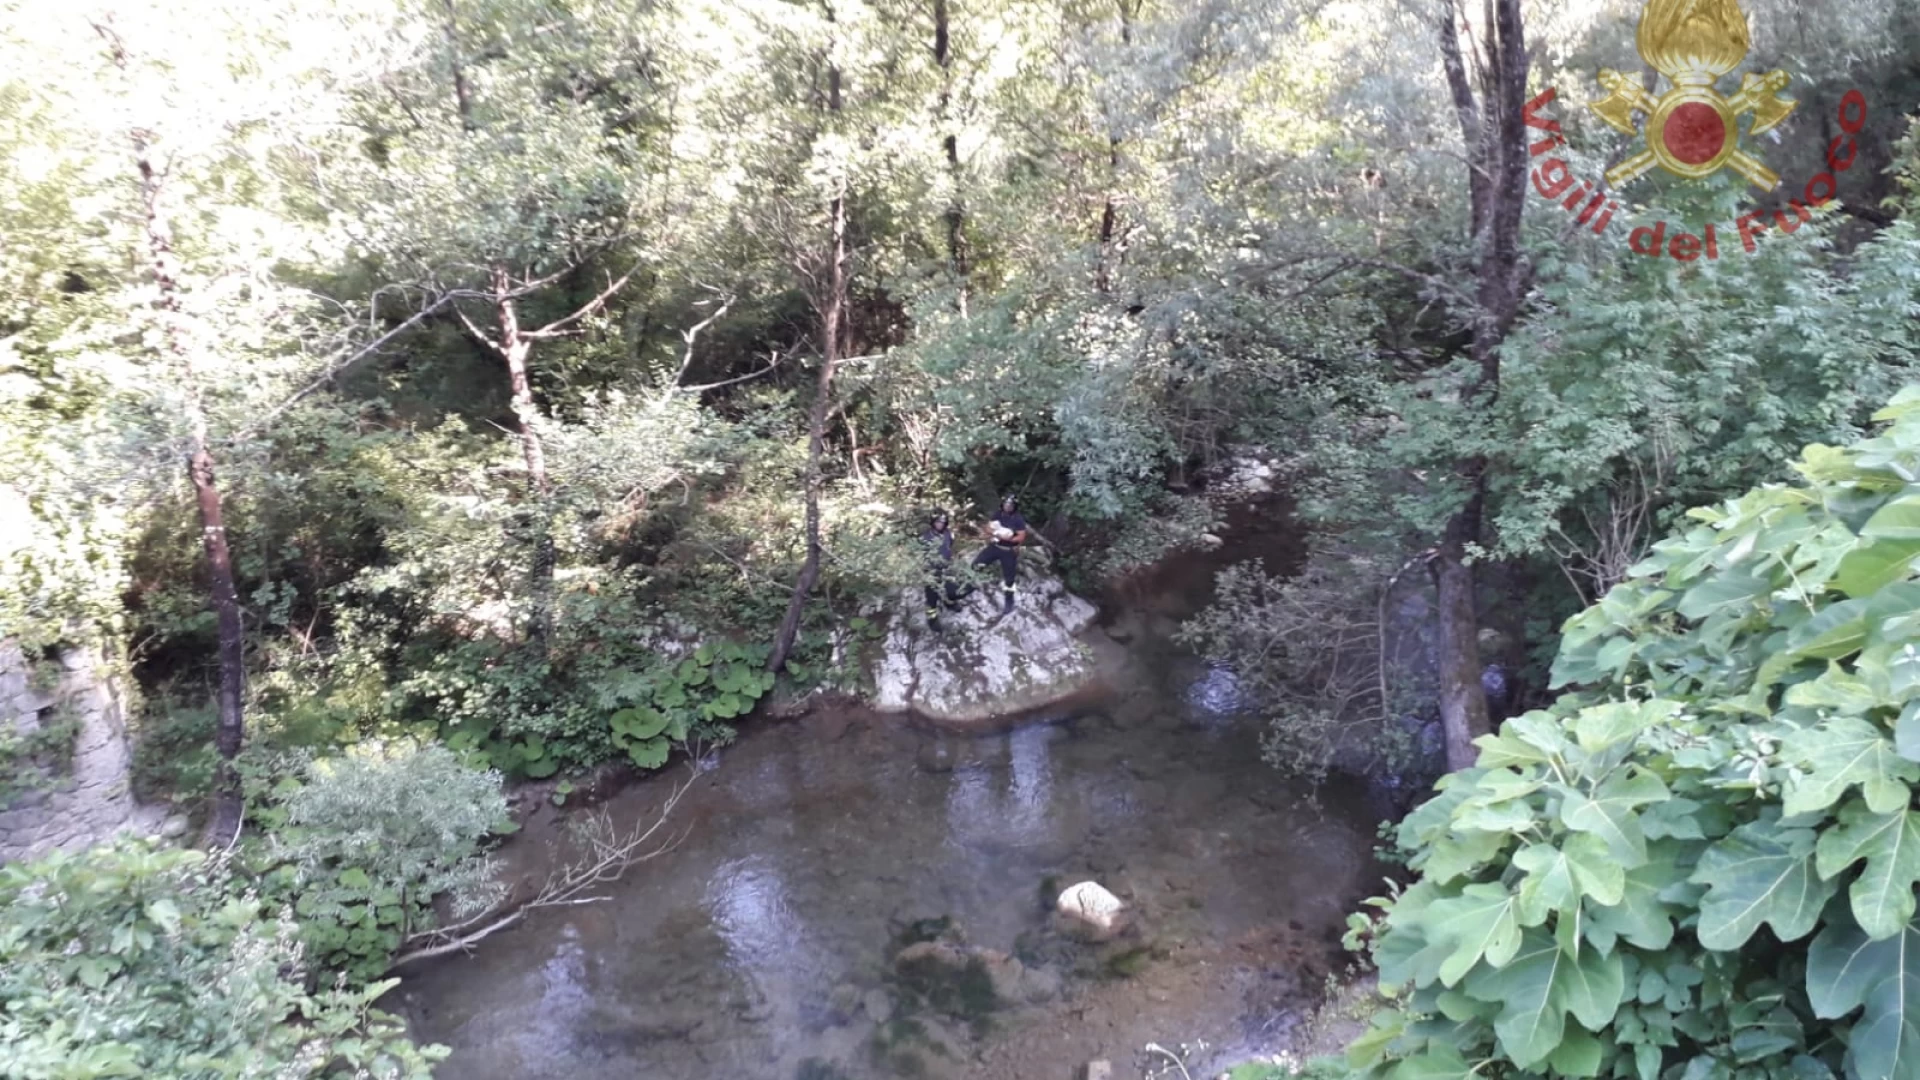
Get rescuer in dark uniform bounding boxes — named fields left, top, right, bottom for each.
left=921, top=510, right=967, bottom=631
left=971, top=495, right=1028, bottom=615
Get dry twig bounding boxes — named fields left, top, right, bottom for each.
left=385, top=773, right=693, bottom=971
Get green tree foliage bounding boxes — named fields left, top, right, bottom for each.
left=0, top=838, right=443, bottom=1079
left=1341, top=388, right=1920, bottom=1080
left=235, top=742, right=514, bottom=982
left=279, top=742, right=509, bottom=910
left=1179, top=555, right=1427, bottom=787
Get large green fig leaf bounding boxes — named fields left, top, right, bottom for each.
left=1515, top=833, right=1625, bottom=926
left=1693, top=817, right=1835, bottom=949
left=1834, top=496, right=1920, bottom=598
left=1387, top=1044, right=1474, bottom=1080
left=1462, top=930, right=1625, bottom=1069
left=1584, top=850, right=1689, bottom=953
left=1428, top=883, right=1523, bottom=986
left=1783, top=717, right=1916, bottom=817
left=1815, top=802, right=1920, bottom=941
left=1572, top=700, right=1677, bottom=754
left=1782, top=599, right=1872, bottom=662
left=1560, top=770, right=1669, bottom=867
left=1675, top=571, right=1773, bottom=620
left=1808, top=916, right=1920, bottom=1080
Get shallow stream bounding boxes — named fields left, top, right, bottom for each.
left=399, top=542, right=1396, bottom=1080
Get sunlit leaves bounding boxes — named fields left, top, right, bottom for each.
left=1814, top=803, right=1920, bottom=941
left=1515, top=834, right=1625, bottom=925
left=1781, top=718, right=1918, bottom=817
left=1350, top=393, right=1920, bottom=1080
left=1560, top=771, right=1669, bottom=867
left=1832, top=496, right=1920, bottom=598
left=1429, top=884, right=1524, bottom=986
left=1692, top=817, right=1835, bottom=950
left=0, top=839, right=445, bottom=1077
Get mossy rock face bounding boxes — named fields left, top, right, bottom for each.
left=795, top=1060, right=854, bottom=1080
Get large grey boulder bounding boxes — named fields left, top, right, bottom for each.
left=868, top=555, right=1100, bottom=723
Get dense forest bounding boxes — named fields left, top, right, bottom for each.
left=6, top=0, right=1920, bottom=1076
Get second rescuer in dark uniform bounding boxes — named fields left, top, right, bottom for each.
left=971, top=495, right=1027, bottom=615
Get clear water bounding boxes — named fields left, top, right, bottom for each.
left=397, top=636, right=1394, bottom=1080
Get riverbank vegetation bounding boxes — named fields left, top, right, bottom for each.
left=6, top=0, right=1920, bottom=1074
left=1306, top=390, right=1920, bottom=1080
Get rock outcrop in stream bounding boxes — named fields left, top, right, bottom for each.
left=868, top=553, right=1101, bottom=723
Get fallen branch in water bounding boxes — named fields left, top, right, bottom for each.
left=385, top=772, right=694, bottom=971
left=1142, top=1042, right=1197, bottom=1080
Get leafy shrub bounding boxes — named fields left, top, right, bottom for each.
left=1342, top=388, right=1920, bottom=1080
left=1093, top=493, right=1224, bottom=581
left=1179, top=554, right=1428, bottom=786
left=257, top=741, right=510, bottom=982
left=129, top=695, right=219, bottom=805
left=433, top=638, right=774, bottom=777
left=607, top=639, right=776, bottom=765
left=0, top=838, right=444, bottom=1078
left=0, top=711, right=77, bottom=805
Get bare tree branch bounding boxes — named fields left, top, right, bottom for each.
left=672, top=285, right=736, bottom=386
left=524, top=261, right=646, bottom=340
left=453, top=302, right=503, bottom=356
left=681, top=350, right=783, bottom=393
left=230, top=293, right=457, bottom=442
left=386, top=774, right=693, bottom=971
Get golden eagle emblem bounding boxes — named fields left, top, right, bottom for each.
left=1589, top=0, right=1796, bottom=189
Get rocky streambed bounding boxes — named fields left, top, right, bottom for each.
left=396, top=609, right=1395, bottom=1079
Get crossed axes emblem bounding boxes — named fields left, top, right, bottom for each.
left=1588, top=0, right=1796, bottom=190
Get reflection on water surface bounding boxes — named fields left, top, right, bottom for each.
left=400, top=648, right=1389, bottom=1080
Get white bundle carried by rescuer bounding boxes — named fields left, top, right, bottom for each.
left=991, top=523, right=1014, bottom=540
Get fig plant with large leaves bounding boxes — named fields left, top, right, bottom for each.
left=1346, top=387, right=1920, bottom=1080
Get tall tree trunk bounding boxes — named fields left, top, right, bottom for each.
left=493, top=267, right=552, bottom=497
left=934, top=0, right=969, bottom=314
left=442, top=10, right=553, bottom=649
left=1094, top=137, right=1122, bottom=293
left=491, top=265, right=557, bottom=650
left=770, top=18, right=848, bottom=673
left=442, top=0, right=476, bottom=130
left=135, top=135, right=247, bottom=842
left=1431, top=491, right=1488, bottom=771
left=1093, top=0, right=1136, bottom=294
left=1425, top=0, right=1533, bottom=769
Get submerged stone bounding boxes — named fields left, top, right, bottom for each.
left=892, top=941, right=1000, bottom=1027
left=1056, top=880, right=1129, bottom=942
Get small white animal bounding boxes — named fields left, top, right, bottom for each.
left=992, top=524, right=1014, bottom=540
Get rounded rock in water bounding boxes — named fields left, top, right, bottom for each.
left=1055, top=880, right=1128, bottom=941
